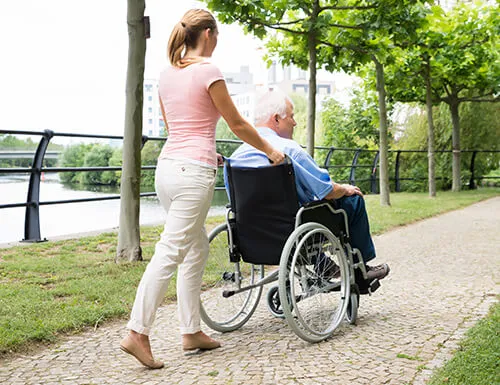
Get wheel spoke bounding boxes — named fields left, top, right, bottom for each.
left=200, top=224, right=264, bottom=332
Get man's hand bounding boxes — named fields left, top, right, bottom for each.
left=326, top=183, right=363, bottom=200
left=341, top=184, right=363, bottom=197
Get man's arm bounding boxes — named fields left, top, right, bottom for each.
left=324, top=182, right=363, bottom=200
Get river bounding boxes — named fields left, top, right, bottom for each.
left=0, top=175, right=228, bottom=245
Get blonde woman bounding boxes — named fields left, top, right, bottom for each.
left=120, top=9, right=284, bottom=369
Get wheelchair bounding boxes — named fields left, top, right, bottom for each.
left=200, top=158, right=383, bottom=343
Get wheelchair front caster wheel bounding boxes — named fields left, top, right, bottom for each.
left=266, top=286, right=285, bottom=319
left=345, top=289, right=360, bottom=325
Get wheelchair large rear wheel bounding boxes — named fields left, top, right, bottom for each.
left=279, top=223, right=350, bottom=343
left=200, top=223, right=264, bottom=332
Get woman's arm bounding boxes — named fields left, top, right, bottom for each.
left=208, top=80, right=284, bottom=164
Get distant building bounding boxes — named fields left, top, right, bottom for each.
left=142, top=79, right=165, bottom=137
left=223, top=66, right=257, bottom=124
left=143, top=66, right=257, bottom=133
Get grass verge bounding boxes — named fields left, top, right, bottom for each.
left=0, top=188, right=498, bottom=357
left=428, top=301, right=500, bottom=385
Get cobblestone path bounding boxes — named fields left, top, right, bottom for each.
left=1, top=197, right=498, bottom=385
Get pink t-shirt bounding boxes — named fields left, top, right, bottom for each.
left=158, top=61, right=224, bottom=168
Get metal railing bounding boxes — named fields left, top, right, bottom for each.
left=318, top=146, right=499, bottom=193
left=1, top=129, right=498, bottom=242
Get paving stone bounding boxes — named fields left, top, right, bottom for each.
left=0, top=197, right=499, bottom=385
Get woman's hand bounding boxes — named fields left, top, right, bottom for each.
left=267, top=149, right=285, bottom=165
left=216, top=153, right=224, bottom=166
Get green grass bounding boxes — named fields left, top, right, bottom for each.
left=364, top=189, right=500, bottom=235
left=0, top=188, right=498, bottom=357
left=428, top=301, right=500, bottom=385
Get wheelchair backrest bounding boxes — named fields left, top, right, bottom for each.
left=225, top=159, right=299, bottom=265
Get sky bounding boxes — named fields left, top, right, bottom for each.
left=0, top=1, right=274, bottom=139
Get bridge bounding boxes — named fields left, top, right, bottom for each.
left=0, top=150, right=61, bottom=160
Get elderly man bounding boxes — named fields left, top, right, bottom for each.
left=225, top=89, right=390, bottom=281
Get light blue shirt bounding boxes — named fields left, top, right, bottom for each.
left=224, top=127, right=333, bottom=205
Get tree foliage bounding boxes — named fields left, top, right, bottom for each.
left=80, top=144, right=114, bottom=185
left=58, top=143, right=92, bottom=184
left=320, top=86, right=391, bottom=192
left=397, top=102, right=500, bottom=191
left=203, top=0, right=431, bottom=205
left=0, top=134, right=62, bottom=170
left=204, top=0, right=386, bottom=156
left=386, top=1, right=500, bottom=191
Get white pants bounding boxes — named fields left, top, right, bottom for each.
left=127, top=158, right=216, bottom=335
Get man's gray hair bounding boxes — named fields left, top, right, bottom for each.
left=254, top=88, right=294, bottom=124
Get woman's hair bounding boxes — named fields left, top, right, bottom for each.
left=254, top=88, right=294, bottom=124
left=168, top=9, right=218, bottom=68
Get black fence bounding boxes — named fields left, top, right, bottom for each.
left=1, top=129, right=498, bottom=242
left=317, top=146, right=499, bottom=193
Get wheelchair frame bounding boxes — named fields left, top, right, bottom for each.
left=200, top=200, right=381, bottom=343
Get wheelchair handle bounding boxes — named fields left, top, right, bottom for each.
left=268, top=154, right=292, bottom=165
left=222, top=154, right=292, bottom=166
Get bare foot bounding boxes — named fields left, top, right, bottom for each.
left=120, top=331, right=164, bottom=369
left=182, top=331, right=221, bottom=352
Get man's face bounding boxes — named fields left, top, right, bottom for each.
left=276, top=100, right=297, bottom=139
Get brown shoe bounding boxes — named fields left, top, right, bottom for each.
left=366, top=263, right=390, bottom=281
left=182, top=331, right=221, bottom=352
left=120, top=336, right=164, bottom=369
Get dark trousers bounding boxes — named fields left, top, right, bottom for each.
left=336, top=195, right=376, bottom=264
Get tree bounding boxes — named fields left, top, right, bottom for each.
left=323, top=0, right=430, bottom=205
left=205, top=0, right=432, bottom=206
left=101, top=147, right=122, bottom=186
left=204, top=0, right=375, bottom=157
left=80, top=144, right=114, bottom=185
left=215, top=119, right=240, bottom=187
left=58, top=143, right=91, bottom=184
left=140, top=140, right=163, bottom=187
left=288, top=92, right=326, bottom=151
left=387, top=2, right=500, bottom=192
left=383, top=2, right=438, bottom=196
left=116, top=0, right=147, bottom=263
left=321, top=86, right=384, bottom=191
left=396, top=102, right=499, bottom=191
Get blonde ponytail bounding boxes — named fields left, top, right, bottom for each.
left=167, top=9, right=218, bottom=68
left=167, top=23, right=186, bottom=67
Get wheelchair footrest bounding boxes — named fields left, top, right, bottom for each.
left=358, top=278, right=381, bottom=295
left=368, top=279, right=380, bottom=294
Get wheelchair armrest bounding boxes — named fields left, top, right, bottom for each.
left=302, top=199, right=339, bottom=210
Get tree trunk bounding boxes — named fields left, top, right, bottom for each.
left=306, top=1, right=319, bottom=158
left=116, top=0, right=147, bottom=263
left=449, top=96, right=461, bottom=192
left=424, top=62, right=436, bottom=197
left=374, top=58, right=391, bottom=206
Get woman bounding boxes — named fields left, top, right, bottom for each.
left=120, top=9, right=284, bottom=369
